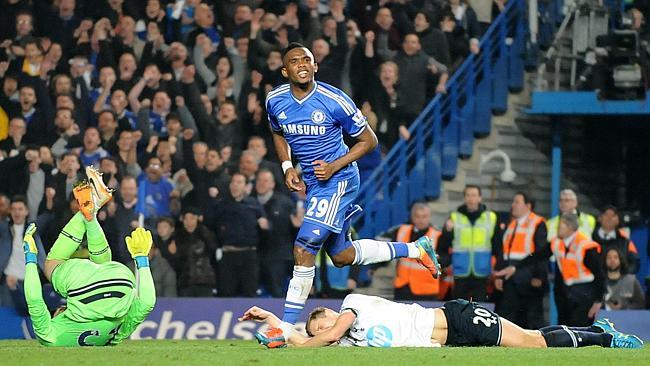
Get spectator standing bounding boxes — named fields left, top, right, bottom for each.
left=414, top=10, right=450, bottom=66
left=494, top=192, right=548, bottom=329
left=0, top=196, right=45, bottom=310
left=438, top=185, right=501, bottom=302
left=497, top=213, right=605, bottom=326
left=206, top=172, right=268, bottom=297
left=593, top=206, right=640, bottom=274
left=175, top=207, right=218, bottom=297
left=547, top=189, right=596, bottom=241
left=101, top=176, right=139, bottom=265
left=376, top=202, right=446, bottom=301
left=154, top=216, right=180, bottom=273
left=138, top=156, right=178, bottom=224
left=393, top=33, right=448, bottom=123
left=254, top=168, right=301, bottom=297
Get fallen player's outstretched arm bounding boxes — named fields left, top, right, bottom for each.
left=290, top=311, right=356, bottom=348
left=239, top=307, right=309, bottom=345
left=111, top=228, right=157, bottom=345
left=22, top=224, right=55, bottom=344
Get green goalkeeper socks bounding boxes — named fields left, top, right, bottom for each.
left=47, top=212, right=86, bottom=261
left=86, top=216, right=112, bottom=264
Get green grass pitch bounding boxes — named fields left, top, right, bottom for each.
left=0, top=340, right=647, bottom=366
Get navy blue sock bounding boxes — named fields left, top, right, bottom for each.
left=542, top=327, right=612, bottom=348
left=539, top=325, right=603, bottom=335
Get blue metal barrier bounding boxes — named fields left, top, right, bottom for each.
left=354, top=0, right=527, bottom=237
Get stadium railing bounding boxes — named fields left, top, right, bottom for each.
left=354, top=0, right=530, bottom=238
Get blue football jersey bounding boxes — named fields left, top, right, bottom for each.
left=266, top=81, right=368, bottom=186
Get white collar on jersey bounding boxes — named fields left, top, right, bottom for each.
left=291, top=81, right=318, bottom=104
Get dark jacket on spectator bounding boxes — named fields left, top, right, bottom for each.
left=102, top=197, right=139, bottom=265
left=176, top=224, right=218, bottom=288
left=393, top=50, right=445, bottom=119
left=255, top=191, right=295, bottom=261
left=315, top=21, right=348, bottom=88
left=417, top=26, right=451, bottom=66
left=444, top=26, right=470, bottom=73
left=205, top=194, right=265, bottom=248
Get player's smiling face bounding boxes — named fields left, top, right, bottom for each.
left=282, top=47, right=318, bottom=87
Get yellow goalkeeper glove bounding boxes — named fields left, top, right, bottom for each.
left=23, top=223, right=38, bottom=264
left=125, top=227, right=153, bottom=268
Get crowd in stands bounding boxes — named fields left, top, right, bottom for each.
left=0, top=0, right=647, bottom=328
left=0, top=0, right=500, bottom=306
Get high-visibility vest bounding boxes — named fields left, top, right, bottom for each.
left=551, top=232, right=601, bottom=286
left=393, top=225, right=441, bottom=295
left=547, top=212, right=596, bottom=241
left=502, top=212, right=545, bottom=262
left=450, top=211, right=497, bottom=277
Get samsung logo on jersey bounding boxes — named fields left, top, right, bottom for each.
left=282, top=124, right=326, bottom=135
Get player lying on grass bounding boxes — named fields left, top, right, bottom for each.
left=240, top=294, right=643, bottom=349
left=22, top=166, right=156, bottom=346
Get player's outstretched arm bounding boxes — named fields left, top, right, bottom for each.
left=239, top=306, right=309, bottom=345
left=112, top=228, right=157, bottom=345
left=292, top=311, right=356, bottom=348
left=22, top=224, right=56, bottom=344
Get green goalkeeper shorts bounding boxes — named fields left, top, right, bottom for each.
left=51, top=259, right=137, bottom=323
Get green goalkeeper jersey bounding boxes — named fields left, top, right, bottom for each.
left=25, top=259, right=156, bottom=347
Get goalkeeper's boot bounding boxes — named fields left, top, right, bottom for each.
left=593, top=318, right=617, bottom=334
left=86, top=165, right=114, bottom=213
left=414, top=236, right=442, bottom=279
left=73, top=180, right=95, bottom=221
left=610, top=331, right=644, bottom=349
left=255, top=328, right=287, bottom=349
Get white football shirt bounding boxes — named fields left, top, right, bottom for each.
left=338, top=294, right=437, bottom=347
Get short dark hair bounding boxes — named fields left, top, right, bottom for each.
left=157, top=216, right=175, bottom=228
left=514, top=192, right=536, bottom=211
left=98, top=109, right=117, bottom=121
left=16, top=10, right=33, bottom=20
left=416, top=10, right=433, bottom=25
left=440, top=11, right=456, bottom=23
left=56, top=93, right=75, bottom=103
left=21, top=36, right=42, bottom=52
left=148, top=155, right=162, bottom=165
left=56, top=107, right=74, bottom=118
left=220, top=99, right=237, bottom=109
left=601, top=205, right=619, bottom=216
left=464, top=184, right=482, bottom=196
left=84, top=126, right=100, bottom=135
left=306, top=307, right=328, bottom=337
left=232, top=171, right=248, bottom=183
left=281, top=42, right=308, bottom=59
left=11, top=195, right=28, bottom=207
left=61, top=152, right=80, bottom=163
left=166, top=111, right=181, bottom=123
left=182, top=206, right=202, bottom=216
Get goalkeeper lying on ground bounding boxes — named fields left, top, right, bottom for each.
left=241, top=293, right=643, bottom=349
left=22, top=166, right=156, bottom=346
